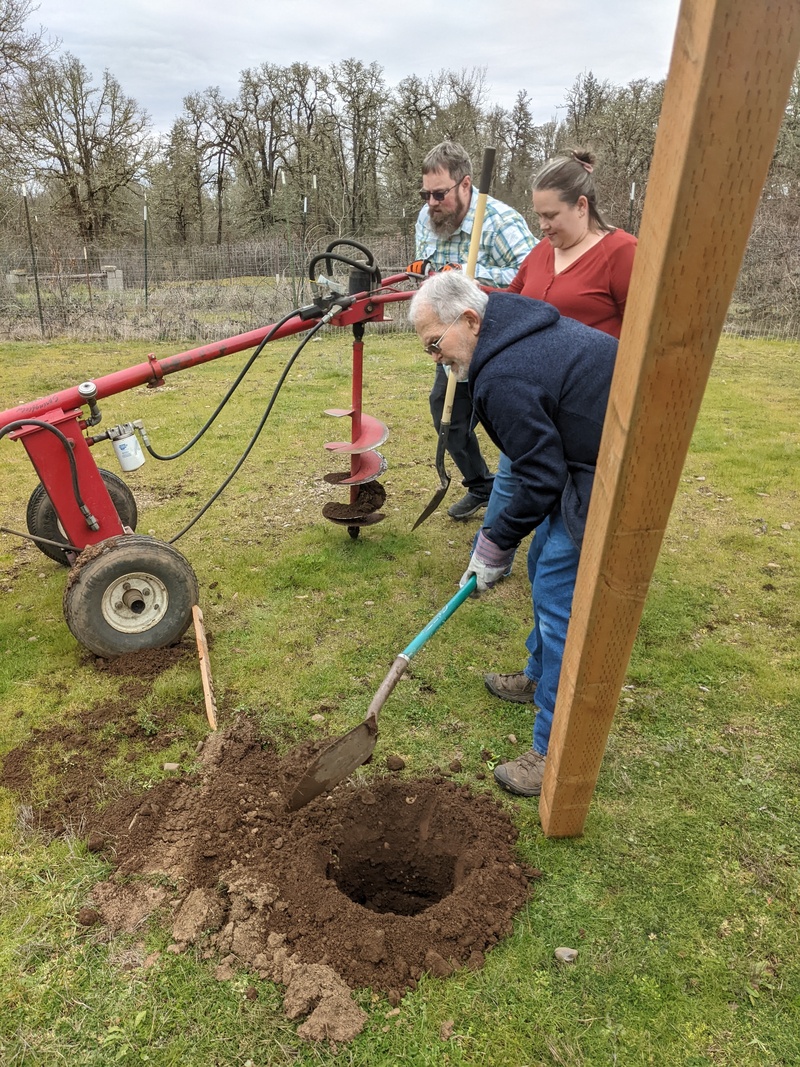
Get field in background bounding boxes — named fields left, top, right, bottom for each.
left=0, top=329, right=798, bottom=1066
left=2, top=225, right=798, bottom=343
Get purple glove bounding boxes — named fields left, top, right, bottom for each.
left=460, top=529, right=517, bottom=594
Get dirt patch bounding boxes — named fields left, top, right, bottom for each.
left=1, top=656, right=538, bottom=1044
left=322, top=479, right=386, bottom=521
left=89, top=644, right=194, bottom=679
left=2, top=644, right=195, bottom=833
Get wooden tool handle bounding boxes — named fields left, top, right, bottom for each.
left=192, top=604, right=218, bottom=731
left=465, top=147, right=496, bottom=279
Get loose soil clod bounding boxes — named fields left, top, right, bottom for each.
left=321, top=480, right=387, bottom=520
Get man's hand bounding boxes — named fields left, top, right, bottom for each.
left=441, top=262, right=462, bottom=272
left=459, top=529, right=516, bottom=594
left=406, top=258, right=434, bottom=277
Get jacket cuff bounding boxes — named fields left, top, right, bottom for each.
left=474, top=528, right=516, bottom=568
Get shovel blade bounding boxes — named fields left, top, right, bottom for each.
left=411, top=415, right=453, bottom=530
left=286, top=723, right=377, bottom=811
left=411, top=473, right=451, bottom=530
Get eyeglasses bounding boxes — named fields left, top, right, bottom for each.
left=424, top=312, right=463, bottom=355
left=419, top=182, right=459, bottom=203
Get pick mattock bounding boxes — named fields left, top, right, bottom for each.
left=411, top=146, right=496, bottom=530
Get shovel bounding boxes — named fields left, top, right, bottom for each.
left=411, top=146, right=496, bottom=531
left=286, top=574, right=477, bottom=811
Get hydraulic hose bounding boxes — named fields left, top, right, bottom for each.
left=143, top=306, right=309, bottom=461
left=167, top=305, right=342, bottom=544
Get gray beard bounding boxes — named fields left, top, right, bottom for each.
left=429, top=214, right=459, bottom=238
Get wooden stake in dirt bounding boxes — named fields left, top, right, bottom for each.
left=192, top=604, right=218, bottom=731
left=540, top=0, right=800, bottom=838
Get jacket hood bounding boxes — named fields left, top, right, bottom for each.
left=470, top=293, right=561, bottom=380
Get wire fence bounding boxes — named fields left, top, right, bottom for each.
left=1, top=226, right=798, bottom=344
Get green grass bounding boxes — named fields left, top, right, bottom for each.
left=1, top=331, right=799, bottom=1065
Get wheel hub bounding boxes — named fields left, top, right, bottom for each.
left=100, top=571, right=169, bottom=634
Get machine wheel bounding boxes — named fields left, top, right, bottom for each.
left=63, top=534, right=199, bottom=658
left=26, top=469, right=138, bottom=566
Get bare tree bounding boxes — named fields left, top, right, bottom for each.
left=0, top=0, right=49, bottom=90
left=562, top=71, right=612, bottom=146
left=382, top=72, right=445, bottom=219
left=500, top=91, right=537, bottom=203
left=4, top=52, right=154, bottom=242
left=769, top=61, right=800, bottom=199
left=149, top=115, right=209, bottom=244
left=732, top=62, right=800, bottom=334
left=200, top=88, right=241, bottom=245
left=593, top=78, right=664, bottom=227
left=230, top=63, right=288, bottom=234
left=438, top=66, right=490, bottom=146
left=280, top=62, right=330, bottom=245
left=322, top=59, right=386, bottom=234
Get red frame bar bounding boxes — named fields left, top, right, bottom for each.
left=0, top=278, right=411, bottom=431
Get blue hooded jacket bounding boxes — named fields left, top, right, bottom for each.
left=468, top=292, right=618, bottom=551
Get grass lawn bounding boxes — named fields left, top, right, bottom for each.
left=0, top=326, right=798, bottom=1066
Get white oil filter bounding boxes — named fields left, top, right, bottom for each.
left=111, top=424, right=146, bottom=471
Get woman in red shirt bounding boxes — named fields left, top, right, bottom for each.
left=508, top=149, right=637, bottom=339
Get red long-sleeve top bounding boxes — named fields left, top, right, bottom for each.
left=507, top=228, right=637, bottom=339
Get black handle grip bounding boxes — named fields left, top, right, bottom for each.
left=478, top=148, right=496, bottom=195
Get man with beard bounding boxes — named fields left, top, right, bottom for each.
left=413, top=141, right=536, bottom=521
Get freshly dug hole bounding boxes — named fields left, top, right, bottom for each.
left=331, top=843, right=455, bottom=916
left=3, top=711, right=538, bottom=1036
left=83, top=721, right=537, bottom=992
left=328, top=794, right=462, bottom=916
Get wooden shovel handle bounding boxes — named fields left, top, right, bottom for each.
left=441, top=148, right=496, bottom=425
left=465, top=147, right=496, bottom=280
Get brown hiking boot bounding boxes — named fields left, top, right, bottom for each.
left=484, top=671, right=537, bottom=704
left=493, top=750, right=546, bottom=797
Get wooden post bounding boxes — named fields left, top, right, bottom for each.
left=539, top=0, right=800, bottom=838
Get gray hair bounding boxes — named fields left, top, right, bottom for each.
left=422, top=141, right=472, bottom=184
left=409, top=271, right=488, bottom=326
left=532, top=148, right=613, bottom=233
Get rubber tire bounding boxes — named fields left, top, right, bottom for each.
left=63, top=534, right=199, bottom=658
left=26, top=469, right=138, bottom=566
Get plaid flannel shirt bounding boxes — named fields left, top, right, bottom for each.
left=415, top=187, right=537, bottom=287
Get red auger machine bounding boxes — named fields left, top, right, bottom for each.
left=0, top=240, right=415, bottom=659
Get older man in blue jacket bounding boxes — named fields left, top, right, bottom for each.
left=409, top=270, right=618, bottom=797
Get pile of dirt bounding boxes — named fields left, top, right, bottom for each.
left=1, top=649, right=539, bottom=1044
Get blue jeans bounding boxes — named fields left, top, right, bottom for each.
left=482, top=451, right=517, bottom=528
left=474, top=451, right=520, bottom=573
left=522, top=508, right=580, bottom=756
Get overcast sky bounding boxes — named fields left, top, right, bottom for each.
left=29, top=0, right=682, bottom=135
